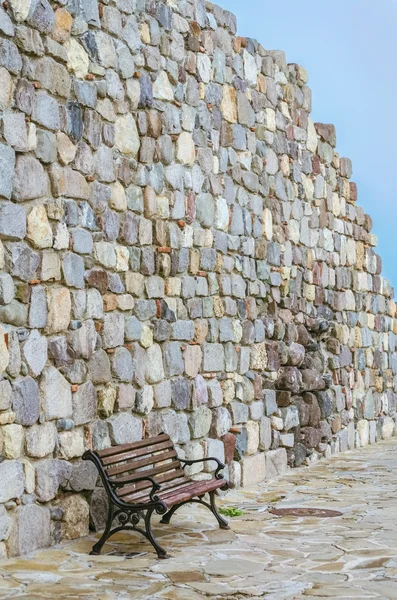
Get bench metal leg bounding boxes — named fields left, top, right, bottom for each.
left=160, top=493, right=229, bottom=530
left=145, top=508, right=169, bottom=559
left=90, top=504, right=115, bottom=555
left=90, top=505, right=169, bottom=559
left=209, top=491, right=230, bottom=530
left=159, top=503, right=179, bottom=525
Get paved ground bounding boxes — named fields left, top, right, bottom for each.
left=1, top=439, right=397, bottom=599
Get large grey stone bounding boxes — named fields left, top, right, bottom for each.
left=0, top=203, right=25, bottom=240
left=203, top=344, right=225, bottom=372
left=29, top=285, right=47, bottom=328
left=163, top=342, right=184, bottom=377
left=0, top=273, right=15, bottom=304
left=8, top=505, right=51, bottom=557
left=40, top=366, right=72, bottom=420
left=12, top=376, right=40, bottom=426
left=31, top=90, right=60, bottom=130
left=8, top=242, right=41, bottom=282
left=25, top=422, right=57, bottom=457
left=0, top=379, right=12, bottom=410
left=107, top=413, right=143, bottom=445
left=102, top=312, right=124, bottom=348
left=0, top=143, right=15, bottom=199
left=72, top=380, right=96, bottom=425
left=62, top=252, right=85, bottom=289
left=27, top=0, right=55, bottom=33
left=111, top=347, right=133, bottom=382
left=88, top=349, right=111, bottom=384
left=0, top=39, right=22, bottom=74
left=12, top=155, right=49, bottom=201
left=67, top=460, right=98, bottom=492
left=35, top=459, right=72, bottom=502
left=68, top=320, right=97, bottom=359
left=189, top=405, right=212, bottom=438
left=0, top=460, right=24, bottom=503
left=22, top=329, right=47, bottom=376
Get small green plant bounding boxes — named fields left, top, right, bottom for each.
left=219, top=507, right=244, bottom=518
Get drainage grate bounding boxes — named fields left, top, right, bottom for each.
left=269, top=507, right=343, bottom=517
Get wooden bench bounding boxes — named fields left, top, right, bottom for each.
left=83, top=432, right=229, bottom=558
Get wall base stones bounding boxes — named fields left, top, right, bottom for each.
left=0, top=0, right=395, bottom=558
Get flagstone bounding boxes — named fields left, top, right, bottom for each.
left=1, top=440, right=397, bottom=598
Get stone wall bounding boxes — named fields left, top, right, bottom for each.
left=0, top=0, right=395, bottom=557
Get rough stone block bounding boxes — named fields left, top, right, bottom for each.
left=0, top=204, right=26, bottom=241
left=55, top=494, right=89, bottom=540
left=35, top=459, right=72, bottom=502
left=46, top=287, right=71, bottom=334
left=241, top=453, right=266, bottom=487
left=25, top=422, right=56, bottom=458
left=8, top=504, right=51, bottom=557
left=204, top=438, right=225, bottom=473
left=189, top=405, right=212, bottom=439
left=102, top=312, right=124, bottom=349
left=265, top=448, right=288, bottom=479
left=40, top=366, right=72, bottom=420
left=12, top=376, right=40, bottom=426
left=203, top=343, right=225, bottom=372
left=107, top=413, right=143, bottom=445
left=0, top=460, right=24, bottom=503
left=72, top=381, right=96, bottom=426
left=58, top=428, right=85, bottom=459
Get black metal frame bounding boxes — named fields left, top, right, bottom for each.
left=83, top=450, right=229, bottom=559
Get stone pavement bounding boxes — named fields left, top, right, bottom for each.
left=1, top=439, right=397, bottom=600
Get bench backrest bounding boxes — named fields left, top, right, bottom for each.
left=96, top=433, right=188, bottom=504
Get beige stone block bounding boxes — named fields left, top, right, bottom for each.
left=241, top=453, right=266, bottom=487
left=57, top=132, right=77, bottom=165
left=2, top=424, right=24, bottom=459
left=221, top=85, right=237, bottom=123
left=382, top=416, right=395, bottom=440
left=65, top=38, right=89, bottom=78
left=265, top=448, right=288, bottom=480
left=184, top=345, right=202, bottom=378
left=58, top=428, right=85, bottom=459
left=27, top=205, right=53, bottom=249
left=356, top=420, right=369, bottom=447
left=97, top=384, right=116, bottom=418
left=115, top=113, right=140, bottom=156
left=41, top=250, right=61, bottom=281
left=56, top=495, right=89, bottom=540
left=246, top=421, right=259, bottom=455
left=46, top=287, right=71, bottom=334
left=109, top=181, right=127, bottom=211
left=176, top=132, right=195, bottom=166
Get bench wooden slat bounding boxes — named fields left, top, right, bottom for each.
left=127, top=477, right=193, bottom=504
left=117, top=471, right=186, bottom=501
left=123, top=474, right=189, bottom=503
left=115, top=462, right=183, bottom=497
left=161, top=478, right=227, bottom=507
left=97, top=433, right=170, bottom=458
left=102, top=439, right=174, bottom=467
left=125, top=478, right=226, bottom=507
left=106, top=449, right=178, bottom=477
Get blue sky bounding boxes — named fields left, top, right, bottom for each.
left=221, top=0, right=397, bottom=291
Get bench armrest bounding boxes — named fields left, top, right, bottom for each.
left=181, top=457, right=225, bottom=479
left=83, top=450, right=163, bottom=505
left=109, top=475, right=162, bottom=503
